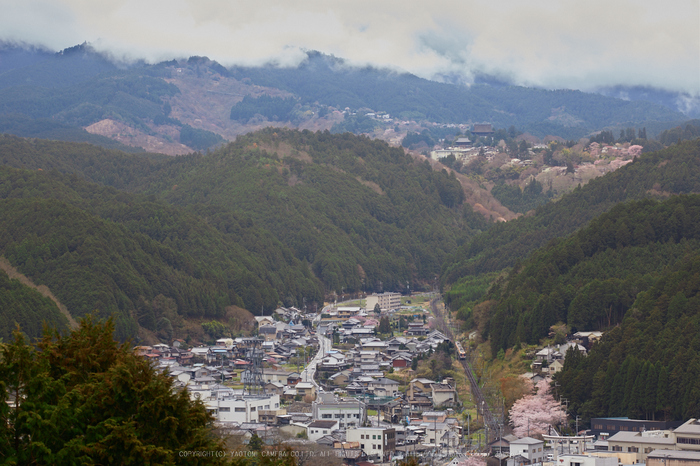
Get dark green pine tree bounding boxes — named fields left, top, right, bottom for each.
left=644, top=362, right=659, bottom=420
left=620, top=357, right=640, bottom=415
left=656, top=363, right=670, bottom=420
left=0, top=317, right=228, bottom=465
left=627, top=361, right=648, bottom=419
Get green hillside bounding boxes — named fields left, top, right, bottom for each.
left=448, top=194, right=700, bottom=421
left=135, top=128, right=486, bottom=292
left=0, top=164, right=323, bottom=340
left=0, top=129, right=489, bottom=339
left=553, top=206, right=700, bottom=420
left=0, top=268, right=68, bottom=341
left=442, top=139, right=700, bottom=286
left=483, top=195, right=700, bottom=354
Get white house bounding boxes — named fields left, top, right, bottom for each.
left=510, top=437, right=545, bottom=464
left=307, top=420, right=339, bottom=442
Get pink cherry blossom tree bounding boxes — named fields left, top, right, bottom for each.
left=628, top=145, right=643, bottom=156
left=508, top=378, right=567, bottom=437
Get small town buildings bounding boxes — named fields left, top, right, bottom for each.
left=295, top=382, right=316, bottom=400
left=590, top=418, right=683, bottom=439
left=365, top=293, right=401, bottom=312
left=509, top=437, right=545, bottom=464
left=607, top=430, right=676, bottom=463
left=346, top=427, right=396, bottom=462
left=648, top=450, right=700, bottom=466
left=674, top=419, right=700, bottom=451
left=553, top=455, right=618, bottom=466
left=307, top=420, right=340, bottom=442
left=431, top=382, right=458, bottom=408
left=201, top=391, right=282, bottom=424
left=313, top=394, right=366, bottom=429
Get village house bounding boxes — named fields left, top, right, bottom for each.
left=508, top=437, right=545, bottom=465
left=346, top=427, right=396, bottom=462
left=307, top=420, right=340, bottom=442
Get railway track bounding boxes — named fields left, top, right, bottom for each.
left=430, top=298, right=500, bottom=442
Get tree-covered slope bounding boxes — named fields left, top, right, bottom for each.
left=442, top=139, right=700, bottom=286
left=135, top=128, right=487, bottom=292
left=0, top=129, right=488, bottom=338
left=0, top=268, right=69, bottom=341
left=0, top=165, right=323, bottom=340
left=555, top=244, right=700, bottom=421
left=483, top=195, right=700, bottom=354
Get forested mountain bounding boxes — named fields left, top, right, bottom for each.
left=440, top=141, right=700, bottom=422
left=0, top=43, right=690, bottom=153
left=0, top=129, right=485, bottom=340
left=229, top=52, right=687, bottom=139
left=132, top=128, right=486, bottom=293
left=552, top=199, right=700, bottom=420
left=483, top=195, right=700, bottom=354
left=442, top=140, right=700, bottom=285
left=0, top=162, right=324, bottom=340
left=0, top=268, right=69, bottom=340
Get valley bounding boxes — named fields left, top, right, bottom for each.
left=0, top=40, right=699, bottom=465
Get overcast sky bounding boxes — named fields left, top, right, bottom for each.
left=2, top=0, right=699, bottom=95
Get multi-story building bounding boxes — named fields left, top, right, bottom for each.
left=346, top=427, right=396, bottom=462
left=607, top=430, right=676, bottom=463
left=312, top=394, right=366, bottom=429
left=365, top=293, right=401, bottom=312
left=509, top=437, right=545, bottom=464
left=590, top=418, right=683, bottom=439
left=674, top=419, right=700, bottom=451
left=307, top=420, right=340, bottom=442
left=202, top=392, right=282, bottom=424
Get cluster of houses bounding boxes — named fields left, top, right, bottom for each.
left=133, top=296, right=700, bottom=466
left=483, top=418, right=700, bottom=466
left=522, top=331, right=603, bottom=384
left=134, top=296, right=477, bottom=463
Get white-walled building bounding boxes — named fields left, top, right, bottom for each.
left=307, top=420, right=340, bottom=442
left=312, top=394, right=365, bottom=429
left=347, top=427, right=396, bottom=462
left=553, top=455, right=618, bottom=466
left=191, top=385, right=281, bottom=424
left=510, top=437, right=545, bottom=464
left=365, top=293, right=401, bottom=312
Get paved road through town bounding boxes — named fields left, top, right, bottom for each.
left=300, top=333, right=331, bottom=389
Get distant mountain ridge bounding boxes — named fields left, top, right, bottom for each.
left=0, top=42, right=691, bottom=154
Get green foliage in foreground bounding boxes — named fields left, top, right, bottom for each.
left=0, top=318, right=226, bottom=465
left=555, top=253, right=700, bottom=422
left=0, top=268, right=69, bottom=341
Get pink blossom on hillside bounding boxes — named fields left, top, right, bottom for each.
left=628, top=145, right=643, bottom=156
left=508, top=379, right=566, bottom=437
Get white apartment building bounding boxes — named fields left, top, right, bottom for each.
left=194, top=386, right=281, bottom=424
left=347, top=427, right=396, bottom=462
left=312, top=395, right=366, bottom=429
left=366, top=292, right=401, bottom=312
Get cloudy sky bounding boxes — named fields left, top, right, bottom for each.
left=2, top=0, right=699, bottom=95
